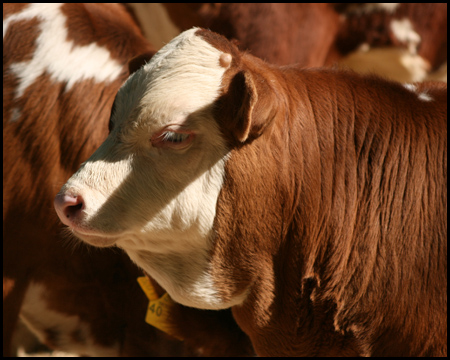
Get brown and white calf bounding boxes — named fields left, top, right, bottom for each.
left=55, top=28, right=447, bottom=356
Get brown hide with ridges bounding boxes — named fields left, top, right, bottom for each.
left=198, top=29, right=447, bottom=356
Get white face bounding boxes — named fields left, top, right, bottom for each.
left=56, top=29, right=235, bottom=309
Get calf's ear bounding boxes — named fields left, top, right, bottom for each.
left=219, top=69, right=279, bottom=143
left=128, top=51, right=156, bottom=75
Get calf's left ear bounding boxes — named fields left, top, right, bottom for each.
left=218, top=69, right=280, bottom=143
left=128, top=51, right=157, bottom=75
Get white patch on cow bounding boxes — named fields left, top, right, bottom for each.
left=343, top=3, right=400, bottom=15
left=20, top=282, right=119, bottom=356
left=338, top=47, right=429, bottom=82
left=403, top=83, right=417, bottom=92
left=403, top=83, right=434, bottom=102
left=390, top=18, right=421, bottom=54
left=59, top=29, right=240, bottom=309
left=417, top=92, right=433, bottom=102
left=3, top=3, right=122, bottom=103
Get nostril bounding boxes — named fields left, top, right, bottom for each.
left=54, top=193, right=85, bottom=225
left=65, top=200, right=83, bottom=219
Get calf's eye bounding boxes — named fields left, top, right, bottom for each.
left=151, top=128, right=195, bottom=149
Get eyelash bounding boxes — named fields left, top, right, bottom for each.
left=151, top=127, right=195, bottom=149
left=161, top=131, right=190, bottom=143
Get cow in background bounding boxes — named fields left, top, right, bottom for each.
left=161, top=3, right=447, bottom=82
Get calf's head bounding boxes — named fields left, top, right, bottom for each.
left=54, top=28, right=280, bottom=308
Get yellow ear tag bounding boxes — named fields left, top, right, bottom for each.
left=137, top=276, right=183, bottom=340
left=137, top=276, right=159, bottom=301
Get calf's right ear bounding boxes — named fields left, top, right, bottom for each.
left=128, top=51, right=156, bottom=75
left=217, top=69, right=280, bottom=144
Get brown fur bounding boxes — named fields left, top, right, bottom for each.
left=198, top=29, right=447, bottom=356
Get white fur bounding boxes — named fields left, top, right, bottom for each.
left=403, top=83, right=417, bottom=92
left=343, top=3, right=399, bottom=15
left=403, top=83, right=433, bottom=102
left=4, top=3, right=122, bottom=102
left=59, top=29, right=240, bottom=309
left=390, top=18, right=421, bottom=54
left=20, top=282, right=119, bottom=356
left=417, top=92, right=433, bottom=102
